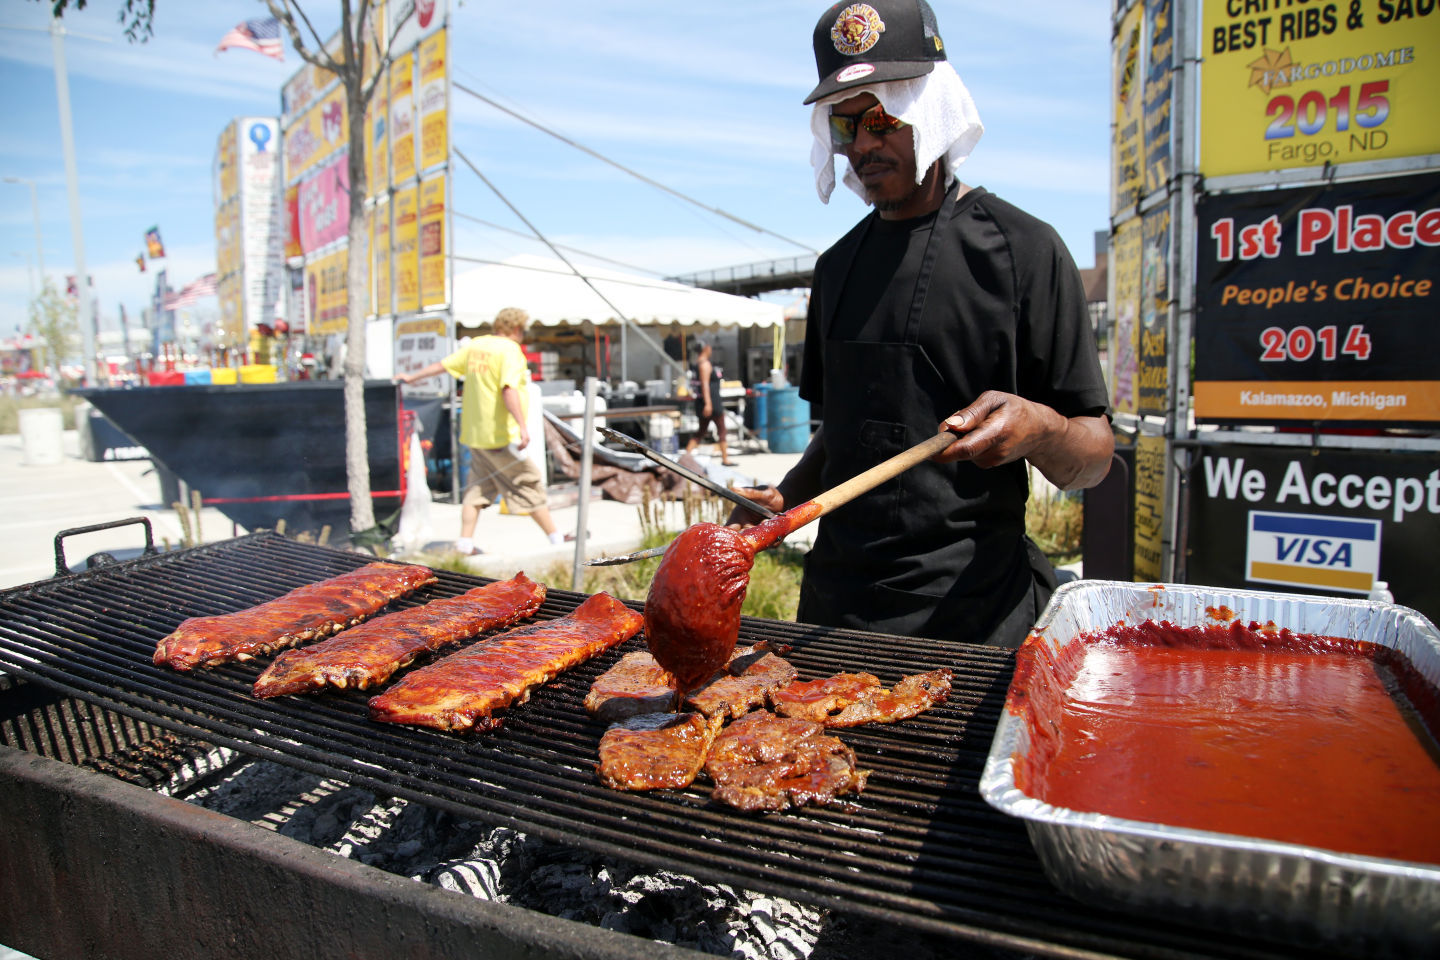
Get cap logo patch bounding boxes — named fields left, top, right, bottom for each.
left=836, top=64, right=876, bottom=83
left=831, top=4, right=885, bottom=57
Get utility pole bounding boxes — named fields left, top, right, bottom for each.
left=51, top=18, right=96, bottom=385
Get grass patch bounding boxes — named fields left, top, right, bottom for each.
left=1026, top=489, right=1083, bottom=567
left=411, top=487, right=807, bottom=622
left=0, top=393, right=79, bottom=435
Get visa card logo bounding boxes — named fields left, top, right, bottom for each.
left=1246, top=511, right=1381, bottom=594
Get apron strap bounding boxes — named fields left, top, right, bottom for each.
left=902, top=183, right=962, bottom=345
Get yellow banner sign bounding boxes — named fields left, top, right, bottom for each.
left=216, top=121, right=239, bottom=206
left=373, top=199, right=392, bottom=317
left=1110, top=218, right=1142, bottom=416
left=307, top=246, right=349, bottom=336
left=1113, top=2, right=1145, bottom=211
left=418, top=29, right=448, bottom=171
left=366, top=68, right=389, bottom=199
left=1201, top=0, right=1440, bottom=176
left=390, top=50, right=417, bottom=185
left=285, top=85, right=347, bottom=184
left=419, top=174, right=446, bottom=308
left=393, top=184, right=419, bottom=314
left=1134, top=434, right=1167, bottom=581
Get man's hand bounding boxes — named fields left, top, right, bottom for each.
left=936, top=391, right=1062, bottom=469
left=516, top=426, right=531, bottom=451
left=724, top=486, right=785, bottom=530
left=936, top=390, right=1113, bottom=490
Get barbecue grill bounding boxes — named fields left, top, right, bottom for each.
left=0, top=530, right=1368, bottom=959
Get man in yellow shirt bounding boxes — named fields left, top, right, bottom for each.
left=397, top=307, right=570, bottom=555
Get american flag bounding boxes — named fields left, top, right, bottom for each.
left=164, top=274, right=218, bottom=311
left=216, top=17, right=284, bottom=61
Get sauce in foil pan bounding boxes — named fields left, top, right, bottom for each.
left=980, top=580, right=1440, bottom=955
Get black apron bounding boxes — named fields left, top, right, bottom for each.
left=795, top=188, right=1056, bottom=648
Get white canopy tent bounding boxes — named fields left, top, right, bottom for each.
left=452, top=254, right=785, bottom=384
left=452, top=254, right=783, bottom=330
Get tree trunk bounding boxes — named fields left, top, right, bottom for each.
left=344, top=75, right=377, bottom=536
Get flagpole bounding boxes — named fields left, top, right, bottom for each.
left=51, top=17, right=97, bottom=385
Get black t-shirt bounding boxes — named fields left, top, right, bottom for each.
left=794, top=186, right=1111, bottom=644
left=802, top=187, right=1109, bottom=422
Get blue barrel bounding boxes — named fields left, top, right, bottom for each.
left=750, top=383, right=770, bottom=444
left=183, top=369, right=212, bottom=385
left=766, top=386, right=810, bottom=453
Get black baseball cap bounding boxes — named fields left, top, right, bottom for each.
left=804, top=0, right=947, bottom=105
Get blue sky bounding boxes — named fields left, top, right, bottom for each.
left=0, top=0, right=1111, bottom=338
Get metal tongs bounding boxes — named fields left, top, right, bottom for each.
left=585, top=427, right=775, bottom=566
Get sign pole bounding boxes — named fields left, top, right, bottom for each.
left=51, top=18, right=96, bottom=385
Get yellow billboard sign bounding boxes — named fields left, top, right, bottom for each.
left=373, top=198, right=392, bottom=317
left=307, top=246, right=349, bottom=336
left=1110, top=218, right=1142, bottom=417
left=285, top=85, right=347, bottom=184
left=1201, top=0, right=1440, bottom=176
left=419, top=174, right=446, bottom=308
left=390, top=50, right=417, bottom=185
left=366, top=67, right=389, bottom=199
left=418, top=29, right=448, bottom=171
left=1112, top=2, right=1145, bottom=212
left=393, top=184, right=420, bottom=314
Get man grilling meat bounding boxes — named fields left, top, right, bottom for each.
left=729, top=0, right=1112, bottom=648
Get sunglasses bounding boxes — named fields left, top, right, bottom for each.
left=828, top=104, right=909, bottom=146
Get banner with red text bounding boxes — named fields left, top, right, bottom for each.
left=1194, top=171, right=1440, bottom=424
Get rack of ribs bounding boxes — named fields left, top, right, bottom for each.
left=154, top=561, right=438, bottom=672
left=368, top=591, right=645, bottom=733
left=252, top=573, right=547, bottom=698
left=771, top=670, right=952, bottom=727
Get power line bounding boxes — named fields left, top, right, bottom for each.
left=452, top=81, right=818, bottom=256
left=451, top=211, right=668, bottom=277
left=453, top=147, right=685, bottom=380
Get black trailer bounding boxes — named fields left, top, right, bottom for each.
left=73, top=380, right=406, bottom=538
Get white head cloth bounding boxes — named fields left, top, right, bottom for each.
left=809, top=61, right=984, bottom=205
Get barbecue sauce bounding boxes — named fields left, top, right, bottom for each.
left=1010, top=621, right=1440, bottom=864
left=645, top=523, right=756, bottom=695
left=642, top=500, right=823, bottom=700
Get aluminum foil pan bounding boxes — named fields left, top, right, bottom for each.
left=979, top=579, right=1440, bottom=955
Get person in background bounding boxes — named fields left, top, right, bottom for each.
left=396, top=307, right=573, bottom=555
left=684, top=339, right=736, bottom=465
left=729, top=0, right=1112, bottom=648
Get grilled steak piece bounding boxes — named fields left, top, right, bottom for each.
left=769, top=673, right=881, bottom=722
left=368, top=592, right=644, bottom=732
left=584, top=651, right=676, bottom=722
left=596, top=712, right=720, bottom=791
left=685, top=649, right=798, bottom=722
left=771, top=670, right=952, bottom=726
left=252, top=573, right=547, bottom=698
left=821, top=669, right=952, bottom=727
left=705, top=710, right=869, bottom=812
left=585, top=645, right=798, bottom=723
left=154, top=561, right=438, bottom=671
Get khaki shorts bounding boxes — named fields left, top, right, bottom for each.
left=462, top=445, right=548, bottom=513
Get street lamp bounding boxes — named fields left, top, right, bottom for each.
left=2, top=175, right=45, bottom=286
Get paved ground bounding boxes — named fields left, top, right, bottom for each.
left=0, top=428, right=805, bottom=591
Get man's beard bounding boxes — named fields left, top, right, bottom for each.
left=852, top=152, right=918, bottom=212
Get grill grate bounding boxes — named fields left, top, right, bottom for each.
left=0, top=533, right=1346, bottom=959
